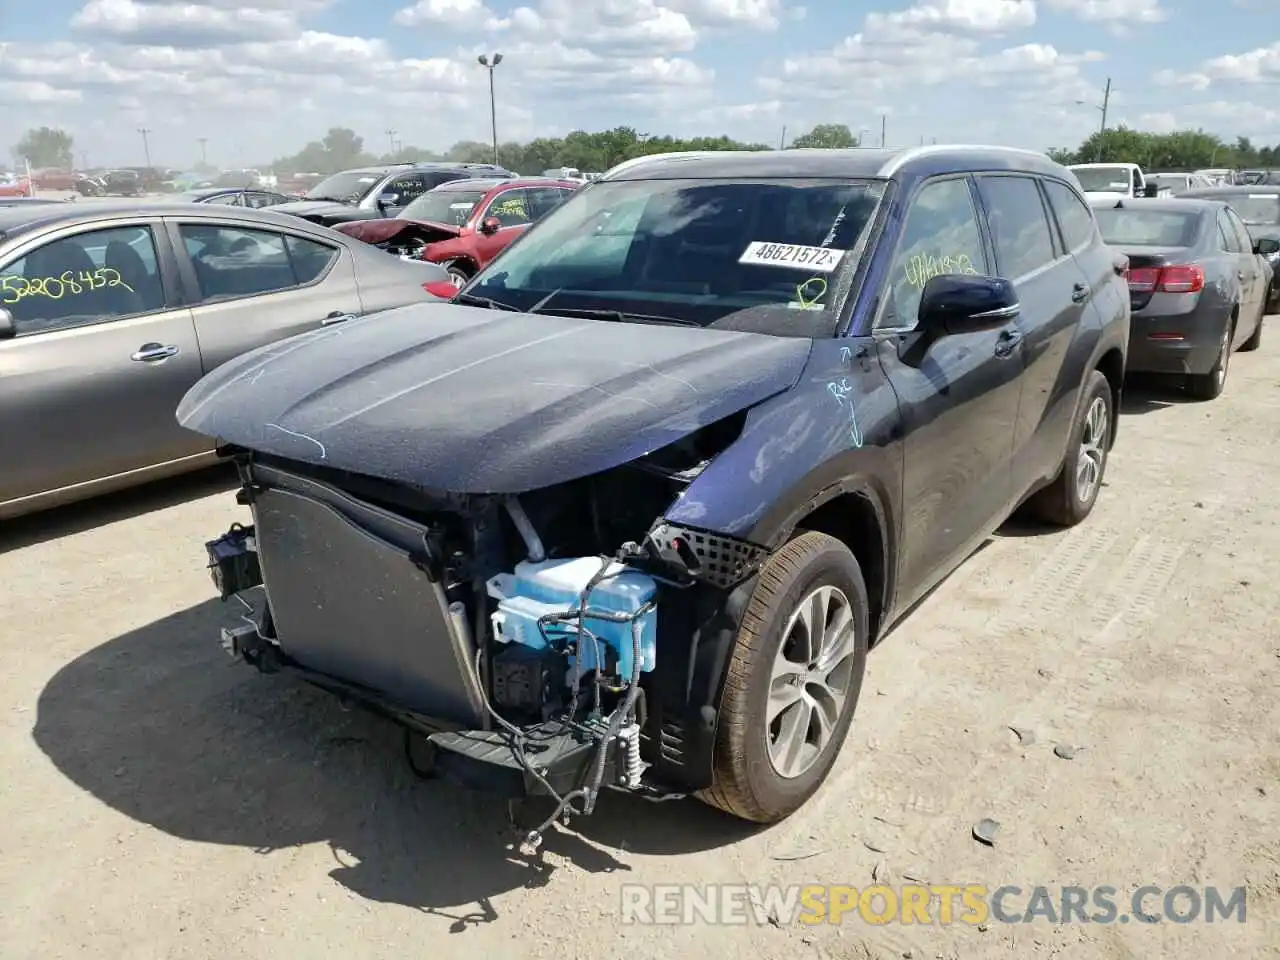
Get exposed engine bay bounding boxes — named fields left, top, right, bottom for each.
left=205, top=415, right=765, bottom=850
left=332, top=219, right=461, bottom=260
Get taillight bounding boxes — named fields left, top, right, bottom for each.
left=1158, top=264, right=1204, bottom=293
left=1127, top=267, right=1160, bottom=292
left=1126, top=264, right=1204, bottom=294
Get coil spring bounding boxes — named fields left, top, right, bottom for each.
left=620, top=723, right=643, bottom=789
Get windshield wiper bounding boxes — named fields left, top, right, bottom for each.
left=453, top=291, right=521, bottom=311
left=530, top=306, right=700, bottom=327
left=303, top=195, right=347, bottom=204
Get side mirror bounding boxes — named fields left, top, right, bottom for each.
left=1142, top=183, right=1159, bottom=198
left=377, top=191, right=401, bottom=209
left=917, top=274, right=1020, bottom=335
left=1254, top=237, right=1280, bottom=256
left=0, top=307, right=15, bottom=339
left=479, top=216, right=501, bottom=235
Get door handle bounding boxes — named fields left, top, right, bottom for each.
left=1237, top=271, right=1246, bottom=281
left=993, top=328, right=1022, bottom=358
left=321, top=311, right=356, bottom=326
left=1071, top=282, right=1090, bottom=302
left=131, top=343, right=179, bottom=362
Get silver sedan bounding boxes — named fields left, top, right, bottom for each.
left=0, top=201, right=449, bottom=519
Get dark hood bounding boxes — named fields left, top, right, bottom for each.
left=176, top=303, right=811, bottom=493
left=272, top=199, right=376, bottom=222
left=333, top=218, right=461, bottom=245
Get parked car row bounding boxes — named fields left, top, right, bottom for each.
left=4, top=144, right=1274, bottom=838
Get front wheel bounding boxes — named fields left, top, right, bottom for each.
left=1027, top=368, right=1112, bottom=527
left=699, top=531, right=868, bottom=824
left=443, top=261, right=471, bottom=287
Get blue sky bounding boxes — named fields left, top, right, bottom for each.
left=1, top=0, right=1277, bottom=168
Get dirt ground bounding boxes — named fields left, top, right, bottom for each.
left=2, top=342, right=1278, bottom=959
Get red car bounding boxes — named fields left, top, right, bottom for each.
left=0, top=176, right=31, bottom=198
left=334, top=177, right=579, bottom=286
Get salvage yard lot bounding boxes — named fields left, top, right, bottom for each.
left=1, top=342, right=1278, bottom=959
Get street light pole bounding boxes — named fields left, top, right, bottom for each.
left=137, top=128, right=153, bottom=168
left=197, top=137, right=207, bottom=164
left=478, top=53, right=503, bottom=165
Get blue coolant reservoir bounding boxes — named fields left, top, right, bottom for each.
left=486, top=557, right=657, bottom=678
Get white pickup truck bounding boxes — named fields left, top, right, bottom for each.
left=1067, top=162, right=1172, bottom=200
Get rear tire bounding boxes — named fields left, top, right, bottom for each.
left=699, top=531, right=868, bottom=824
left=1027, top=369, right=1112, bottom=527
left=1240, top=301, right=1263, bottom=352
left=1188, top=317, right=1233, bottom=400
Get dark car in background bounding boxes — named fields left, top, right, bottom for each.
left=178, top=186, right=293, bottom=209
left=182, top=145, right=1128, bottom=834
left=270, top=163, right=515, bottom=227
left=333, top=177, right=579, bottom=285
left=1182, top=185, right=1280, bottom=314
left=102, top=169, right=142, bottom=196
left=0, top=201, right=450, bottom=520
left=1092, top=197, right=1272, bottom=399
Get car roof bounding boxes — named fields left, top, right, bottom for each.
left=1088, top=197, right=1223, bottom=213
left=433, top=177, right=575, bottom=191
left=0, top=200, right=339, bottom=240
left=1182, top=185, right=1280, bottom=196
left=601, top=144, right=1068, bottom=182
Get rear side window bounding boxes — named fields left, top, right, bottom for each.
left=180, top=225, right=334, bottom=301
left=1224, top=208, right=1255, bottom=251
left=1043, top=180, right=1096, bottom=252
left=975, top=176, right=1056, bottom=278
left=1217, top=213, right=1244, bottom=252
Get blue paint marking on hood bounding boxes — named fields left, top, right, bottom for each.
left=176, top=302, right=812, bottom=494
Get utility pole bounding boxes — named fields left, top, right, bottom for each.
left=880, top=114, right=887, bottom=148
left=385, top=128, right=397, bottom=154
left=197, top=137, right=207, bottom=164
left=778, top=125, right=786, bottom=150
left=1095, top=77, right=1111, bottom=161
left=477, top=53, right=503, bottom=165
left=137, top=128, right=152, bottom=168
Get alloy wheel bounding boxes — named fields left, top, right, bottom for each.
left=766, top=584, right=858, bottom=779
left=1076, top=395, right=1108, bottom=504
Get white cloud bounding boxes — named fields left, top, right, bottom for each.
left=1042, top=0, right=1167, bottom=23
left=394, top=0, right=497, bottom=28
left=1133, top=100, right=1280, bottom=141
left=4, top=0, right=1273, bottom=170
left=873, top=0, right=1036, bottom=33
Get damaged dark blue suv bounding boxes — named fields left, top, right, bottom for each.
left=183, top=145, right=1129, bottom=838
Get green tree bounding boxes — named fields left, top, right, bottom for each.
left=13, top=127, right=74, bottom=168
left=270, top=127, right=375, bottom=175
left=273, top=127, right=771, bottom=178
left=788, top=124, right=857, bottom=149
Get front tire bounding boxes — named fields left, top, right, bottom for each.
left=699, top=531, right=868, bottom=824
left=1028, top=368, right=1112, bottom=527
left=443, top=261, right=471, bottom=287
